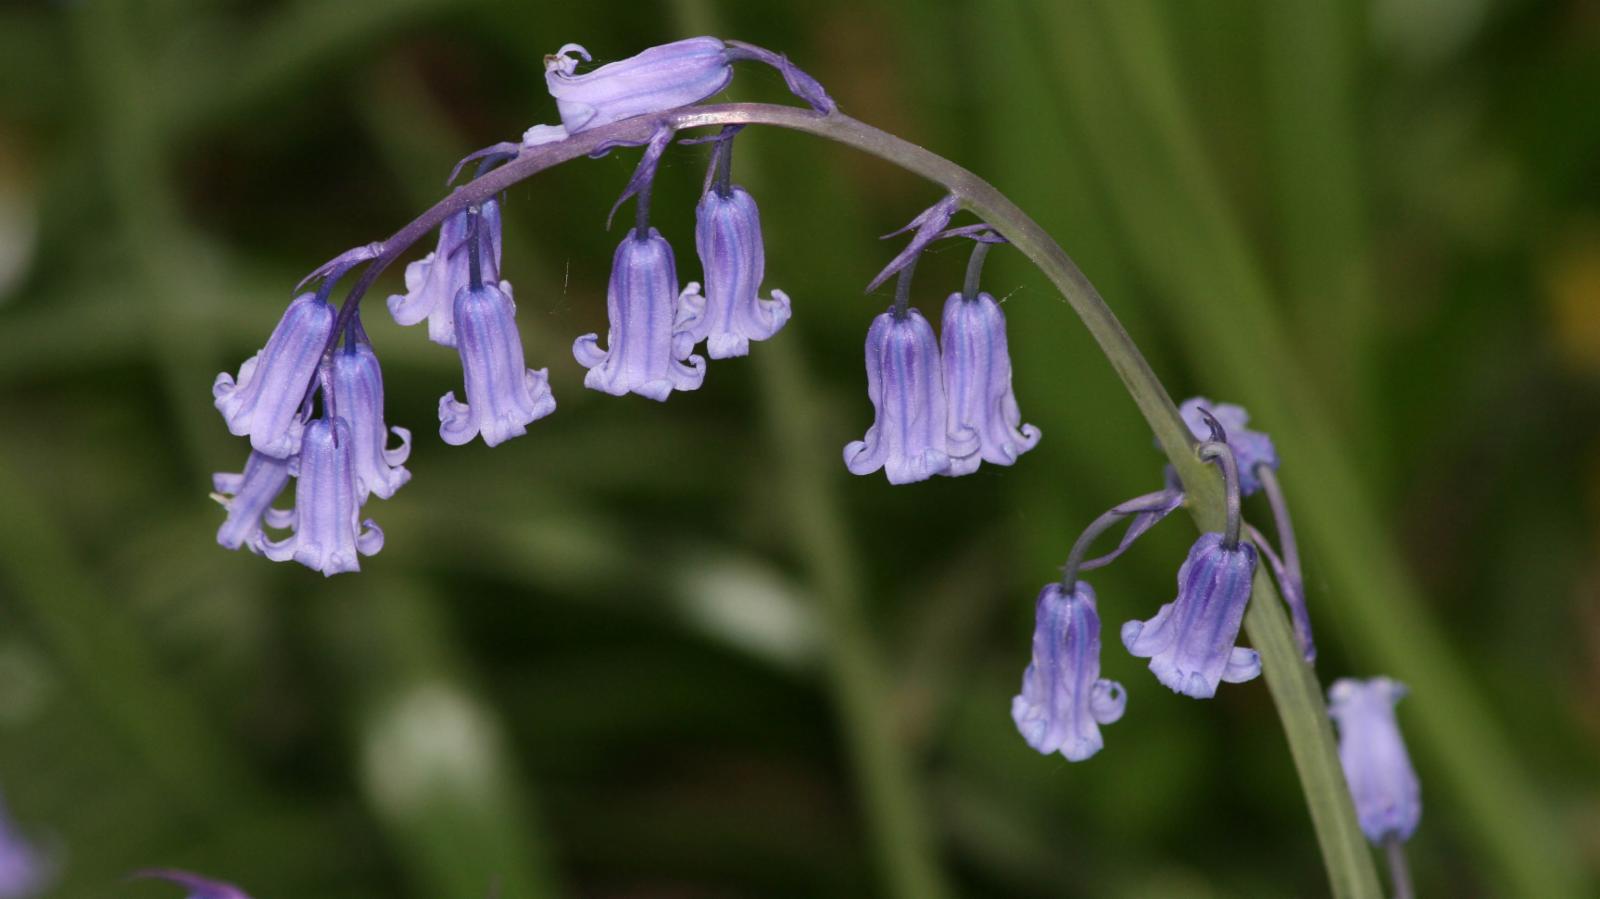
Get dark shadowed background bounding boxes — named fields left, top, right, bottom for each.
left=0, top=0, right=1597, bottom=896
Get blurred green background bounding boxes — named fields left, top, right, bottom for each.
left=1, top=0, right=1597, bottom=896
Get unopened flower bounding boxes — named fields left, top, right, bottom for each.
left=1121, top=532, right=1260, bottom=698
left=213, top=292, right=334, bottom=458
left=331, top=331, right=411, bottom=500
left=545, top=38, right=732, bottom=133
left=260, top=416, right=383, bottom=576
left=1011, top=581, right=1126, bottom=761
left=131, top=869, right=251, bottom=899
left=387, top=200, right=502, bottom=348
left=844, top=308, right=951, bottom=484
left=942, top=291, right=1039, bottom=474
left=1178, top=397, right=1277, bottom=496
left=212, top=451, right=293, bottom=551
left=440, top=280, right=556, bottom=447
left=676, top=185, right=791, bottom=359
left=574, top=228, right=706, bottom=400
left=1329, top=677, right=1421, bottom=844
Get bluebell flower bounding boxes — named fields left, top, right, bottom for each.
left=260, top=416, right=383, bottom=576
left=941, top=291, right=1039, bottom=475
left=0, top=795, right=50, bottom=899
left=1178, top=397, right=1277, bottom=496
left=131, top=869, right=251, bottom=899
left=1329, top=677, right=1421, bottom=844
left=676, top=185, right=791, bottom=359
left=441, top=280, right=556, bottom=446
left=574, top=228, right=706, bottom=400
left=545, top=38, right=732, bottom=133
left=387, top=200, right=502, bottom=348
left=332, top=333, right=411, bottom=500
left=212, top=451, right=294, bottom=551
left=1011, top=581, right=1126, bottom=761
left=844, top=308, right=951, bottom=484
left=213, top=292, right=334, bottom=458
left=1122, top=532, right=1261, bottom=698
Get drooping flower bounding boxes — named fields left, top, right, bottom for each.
left=386, top=200, right=502, bottom=348
left=1121, top=532, right=1260, bottom=699
left=131, top=869, right=252, bottom=899
left=544, top=38, right=733, bottom=133
left=1178, top=397, right=1277, bottom=496
left=212, top=451, right=294, bottom=551
left=259, top=416, right=383, bottom=576
left=440, top=280, right=556, bottom=447
left=1011, top=581, right=1126, bottom=762
left=844, top=308, right=951, bottom=484
left=213, top=292, right=334, bottom=458
left=0, top=794, right=51, bottom=899
left=331, top=329, right=411, bottom=500
left=1329, top=677, right=1421, bottom=844
left=574, top=228, right=706, bottom=400
left=941, top=291, right=1039, bottom=475
left=676, top=185, right=791, bottom=359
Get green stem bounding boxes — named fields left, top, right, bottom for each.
left=345, top=100, right=1380, bottom=897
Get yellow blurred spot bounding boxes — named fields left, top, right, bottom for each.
left=1544, top=223, right=1600, bottom=374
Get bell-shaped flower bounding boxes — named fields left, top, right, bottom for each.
left=213, top=292, right=334, bottom=458
left=131, top=869, right=252, bottom=899
left=441, top=280, right=556, bottom=446
left=1011, top=581, right=1126, bottom=762
left=574, top=228, right=706, bottom=400
left=260, top=416, right=383, bottom=576
left=676, top=186, right=791, bottom=359
left=212, top=451, right=294, bottom=552
left=1121, top=532, right=1260, bottom=698
left=387, top=200, right=502, bottom=348
left=545, top=38, right=732, bottom=133
left=331, top=337, right=411, bottom=500
left=1178, top=397, right=1277, bottom=496
left=941, top=291, right=1040, bottom=475
left=844, top=308, right=951, bottom=484
left=1329, top=677, right=1421, bottom=844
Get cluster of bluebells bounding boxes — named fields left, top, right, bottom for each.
left=210, top=37, right=833, bottom=574
left=1011, top=400, right=1305, bottom=761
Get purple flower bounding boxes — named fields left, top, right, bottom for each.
left=260, top=416, right=383, bottom=576
left=0, top=796, right=50, bottom=899
left=844, top=309, right=951, bottom=484
left=544, top=38, right=732, bottom=133
left=1329, top=677, right=1421, bottom=844
left=676, top=186, right=791, bottom=359
left=131, top=869, right=252, bottom=899
left=441, top=280, right=556, bottom=446
left=574, top=228, right=706, bottom=401
left=1121, top=532, right=1260, bottom=698
left=387, top=200, right=503, bottom=348
left=1178, top=397, right=1277, bottom=496
left=941, top=291, right=1039, bottom=475
left=213, top=292, right=334, bottom=458
left=332, top=337, right=411, bottom=500
left=212, top=451, right=294, bottom=551
left=1011, top=581, right=1126, bottom=762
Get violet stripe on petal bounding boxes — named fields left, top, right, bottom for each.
left=544, top=38, right=732, bottom=133
left=941, top=290, right=1039, bottom=475
left=332, top=338, right=411, bottom=500
left=259, top=417, right=383, bottom=576
left=1122, top=532, right=1261, bottom=699
left=676, top=185, right=791, bottom=359
left=844, top=308, right=951, bottom=484
left=212, top=292, right=333, bottom=458
left=574, top=228, right=705, bottom=400
left=440, top=280, right=556, bottom=447
left=1011, top=581, right=1126, bottom=762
